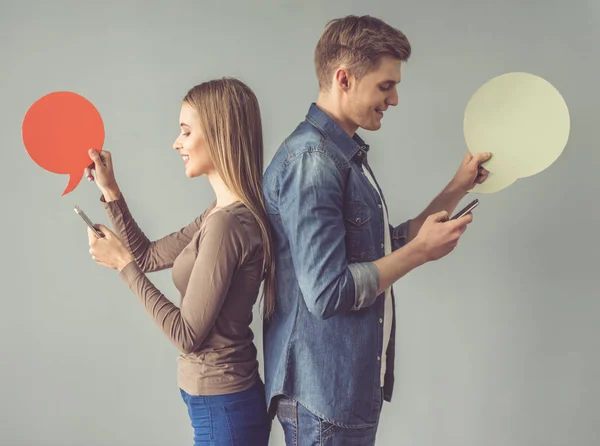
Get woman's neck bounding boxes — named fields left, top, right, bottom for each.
left=206, top=170, right=240, bottom=210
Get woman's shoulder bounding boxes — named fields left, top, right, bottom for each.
left=197, top=203, right=263, bottom=266
left=202, top=202, right=262, bottom=245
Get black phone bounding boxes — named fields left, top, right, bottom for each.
left=74, top=205, right=104, bottom=238
left=450, top=198, right=479, bottom=220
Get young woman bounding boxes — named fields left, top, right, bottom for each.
left=84, top=78, right=274, bottom=445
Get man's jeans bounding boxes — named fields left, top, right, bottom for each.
left=275, top=396, right=382, bottom=445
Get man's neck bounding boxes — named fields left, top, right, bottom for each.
left=315, top=93, right=358, bottom=136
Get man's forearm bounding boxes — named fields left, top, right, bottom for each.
left=407, top=181, right=467, bottom=240
left=377, top=181, right=469, bottom=293
left=373, top=239, right=429, bottom=294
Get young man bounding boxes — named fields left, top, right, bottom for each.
left=262, top=15, right=491, bottom=444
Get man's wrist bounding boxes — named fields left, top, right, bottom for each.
left=444, top=179, right=469, bottom=198
left=405, top=237, right=430, bottom=266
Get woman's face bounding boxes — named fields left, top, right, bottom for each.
left=172, top=102, right=214, bottom=178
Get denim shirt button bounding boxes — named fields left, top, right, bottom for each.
left=377, top=356, right=381, bottom=361
left=379, top=318, right=383, bottom=324
left=378, top=204, right=382, bottom=209
left=380, top=243, right=384, bottom=249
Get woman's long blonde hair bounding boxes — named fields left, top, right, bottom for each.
left=183, top=78, right=276, bottom=319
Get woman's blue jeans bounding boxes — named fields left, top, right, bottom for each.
left=180, top=379, right=271, bottom=445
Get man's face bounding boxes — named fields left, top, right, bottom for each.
left=343, top=56, right=402, bottom=132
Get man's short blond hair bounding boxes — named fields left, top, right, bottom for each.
left=314, top=15, right=411, bottom=91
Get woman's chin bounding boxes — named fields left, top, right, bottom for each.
left=184, top=161, right=213, bottom=179
left=184, top=166, right=204, bottom=179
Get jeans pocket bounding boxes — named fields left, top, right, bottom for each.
left=320, top=418, right=338, bottom=442
left=183, top=394, right=214, bottom=443
left=223, top=396, right=270, bottom=446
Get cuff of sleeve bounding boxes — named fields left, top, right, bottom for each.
left=349, top=262, right=380, bottom=311
left=392, top=220, right=410, bottom=250
left=101, top=192, right=129, bottom=220
left=119, top=260, right=143, bottom=287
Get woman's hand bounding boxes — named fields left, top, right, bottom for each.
left=88, top=224, right=134, bottom=271
left=84, top=149, right=121, bottom=201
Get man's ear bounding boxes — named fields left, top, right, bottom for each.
left=334, top=67, right=352, bottom=92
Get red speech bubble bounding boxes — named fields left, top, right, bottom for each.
left=22, top=91, right=105, bottom=195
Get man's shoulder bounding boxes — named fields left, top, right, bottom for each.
left=273, top=120, right=325, bottom=163
left=265, top=119, right=347, bottom=179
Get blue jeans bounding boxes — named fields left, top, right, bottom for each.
left=275, top=396, right=381, bottom=445
left=180, top=380, right=271, bottom=445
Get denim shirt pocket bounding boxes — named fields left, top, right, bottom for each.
left=344, top=200, right=374, bottom=261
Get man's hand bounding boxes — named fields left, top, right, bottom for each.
left=375, top=210, right=473, bottom=294
left=405, top=150, right=491, bottom=240
left=412, top=210, right=473, bottom=261
left=449, top=150, right=492, bottom=194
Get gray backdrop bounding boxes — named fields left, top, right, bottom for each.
left=1, top=0, right=598, bottom=445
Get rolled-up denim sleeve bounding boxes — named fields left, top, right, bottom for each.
left=277, top=149, right=379, bottom=319
left=390, top=220, right=410, bottom=251
left=348, top=262, right=379, bottom=310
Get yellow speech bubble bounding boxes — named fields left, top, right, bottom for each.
left=470, top=171, right=518, bottom=194
left=464, top=72, right=570, bottom=193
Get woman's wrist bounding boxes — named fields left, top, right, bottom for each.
left=101, top=185, right=121, bottom=202
left=117, top=255, right=134, bottom=272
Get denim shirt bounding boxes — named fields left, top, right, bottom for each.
left=262, top=103, right=410, bottom=428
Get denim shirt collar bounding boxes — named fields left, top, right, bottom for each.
left=306, top=103, right=369, bottom=164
